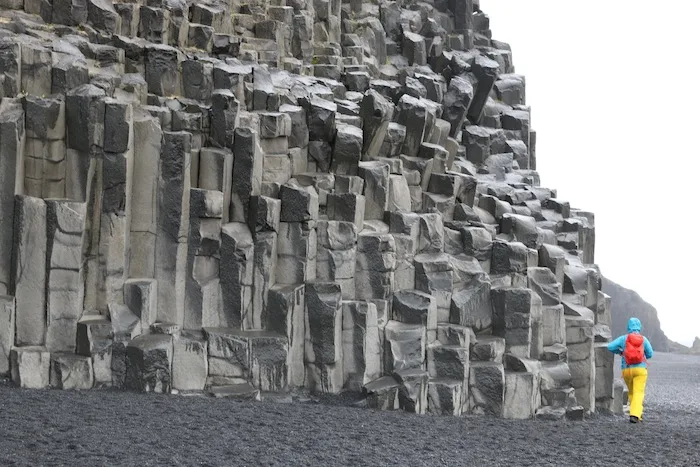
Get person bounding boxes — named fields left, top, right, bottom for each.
left=607, top=317, right=654, bottom=423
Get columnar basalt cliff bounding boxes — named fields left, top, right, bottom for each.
left=0, top=0, right=616, bottom=419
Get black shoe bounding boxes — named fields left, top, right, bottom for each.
left=629, top=416, right=640, bottom=423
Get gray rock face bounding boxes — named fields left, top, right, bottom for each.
left=0, top=296, right=14, bottom=376
left=155, top=131, right=191, bottom=327
left=0, top=0, right=606, bottom=419
left=13, top=196, right=48, bottom=347
left=172, top=331, right=208, bottom=392
left=360, top=90, right=393, bottom=160
left=125, top=334, right=173, bottom=394
left=267, top=284, right=305, bottom=387
left=469, top=362, right=505, bottom=416
left=0, top=100, right=23, bottom=293
left=45, top=200, right=86, bottom=353
left=384, top=320, right=425, bottom=373
left=305, top=282, right=343, bottom=393
left=11, top=347, right=50, bottom=389
left=342, top=301, right=381, bottom=389
left=50, top=353, right=94, bottom=389
left=504, top=371, right=538, bottom=419
left=75, top=315, right=112, bottom=386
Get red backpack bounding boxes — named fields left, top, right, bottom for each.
left=623, top=333, right=646, bottom=365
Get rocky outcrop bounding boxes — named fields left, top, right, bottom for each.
left=690, top=338, right=700, bottom=354
left=601, top=278, right=670, bottom=352
left=0, top=0, right=618, bottom=417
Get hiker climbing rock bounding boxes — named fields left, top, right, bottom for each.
left=607, top=317, right=654, bottom=423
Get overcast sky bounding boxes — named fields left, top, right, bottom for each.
left=482, top=0, right=700, bottom=346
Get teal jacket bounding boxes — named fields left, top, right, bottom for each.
left=607, top=317, right=654, bottom=369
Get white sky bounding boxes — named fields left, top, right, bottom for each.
left=482, top=0, right=700, bottom=346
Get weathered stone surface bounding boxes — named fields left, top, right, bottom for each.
left=277, top=221, right=317, bottom=286
left=469, top=362, right=505, bottom=416
left=75, top=315, right=112, bottom=386
left=305, top=282, right=343, bottom=393
left=428, top=379, right=464, bottom=416
left=204, top=328, right=288, bottom=391
left=127, top=111, right=161, bottom=278
left=185, top=189, right=223, bottom=330
left=249, top=231, right=277, bottom=330
left=472, top=336, right=506, bottom=362
left=397, top=95, right=429, bottom=158
left=199, top=147, right=233, bottom=223
left=503, top=371, right=538, bottom=419
left=491, top=288, right=533, bottom=358
left=125, top=334, right=173, bottom=393
left=414, top=253, right=456, bottom=323
left=45, top=200, right=86, bottom=352
left=204, top=327, right=250, bottom=382
left=595, top=342, right=614, bottom=412
left=395, top=368, right=428, bottom=414
left=109, top=303, right=140, bottom=342
left=443, top=76, right=473, bottom=137
left=428, top=344, right=469, bottom=383
left=331, top=124, right=363, bottom=175
left=13, top=196, right=47, bottom=347
left=220, top=223, right=254, bottom=328
left=50, top=353, right=94, bottom=390
left=172, top=331, right=208, bottom=392
left=316, top=221, right=356, bottom=298
left=357, top=161, right=389, bottom=220
left=247, top=333, right=288, bottom=392
left=468, top=56, right=500, bottom=124
left=491, top=240, right=537, bottom=275
left=155, top=131, right=191, bottom=327
left=11, top=347, right=50, bottom=389
left=124, top=279, right=157, bottom=336
left=306, top=97, right=336, bottom=142
left=230, top=127, right=263, bottom=223
left=279, top=181, right=319, bottom=222
left=356, top=233, right=396, bottom=301
left=20, top=42, right=52, bottom=97
left=0, top=101, right=23, bottom=296
left=364, top=376, right=399, bottom=410
left=342, top=301, right=381, bottom=389
left=268, top=285, right=305, bottom=387
left=350, top=90, right=387, bottom=152
left=305, top=282, right=342, bottom=365
left=565, top=315, right=595, bottom=412
left=0, top=297, right=14, bottom=375
left=384, top=320, right=425, bottom=374
left=450, top=278, right=492, bottom=332
left=327, top=193, right=365, bottom=231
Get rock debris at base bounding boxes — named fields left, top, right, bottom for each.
left=0, top=0, right=616, bottom=418
left=0, top=352, right=699, bottom=466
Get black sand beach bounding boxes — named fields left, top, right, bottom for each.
left=0, top=352, right=698, bottom=467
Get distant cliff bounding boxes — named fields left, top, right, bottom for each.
left=601, top=278, right=670, bottom=352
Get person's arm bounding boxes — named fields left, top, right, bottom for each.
left=607, top=335, right=625, bottom=355
left=644, top=337, right=654, bottom=359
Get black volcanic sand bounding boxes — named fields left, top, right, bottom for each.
left=1, top=352, right=698, bottom=467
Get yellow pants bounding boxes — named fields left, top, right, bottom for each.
left=622, top=367, right=648, bottom=419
